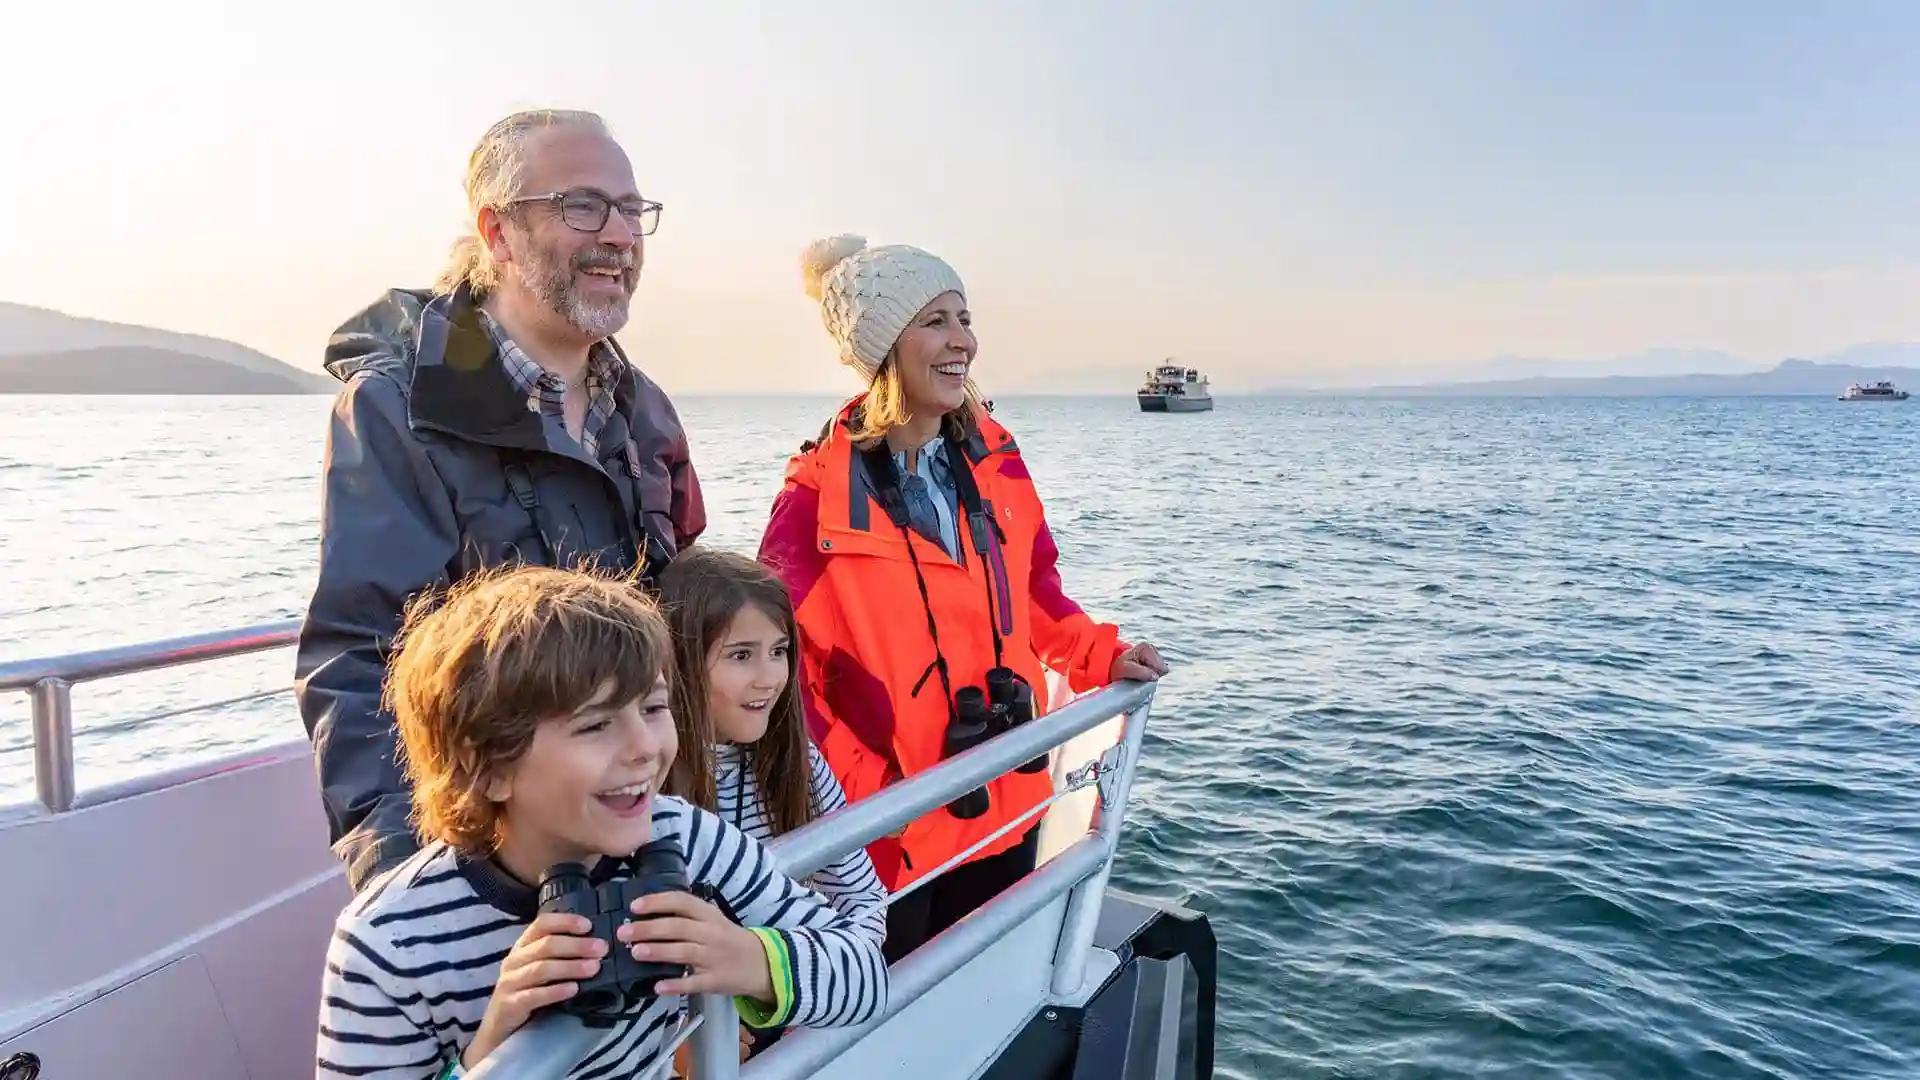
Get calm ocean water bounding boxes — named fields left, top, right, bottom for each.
left=2, top=392, right=1917, bottom=1079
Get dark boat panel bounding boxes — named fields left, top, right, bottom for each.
left=980, top=890, right=1218, bottom=1080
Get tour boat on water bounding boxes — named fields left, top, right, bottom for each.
left=1136, top=362, right=1214, bottom=413
left=1838, top=380, right=1909, bottom=401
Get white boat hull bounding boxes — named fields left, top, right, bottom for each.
left=0, top=745, right=349, bottom=1080
left=1137, top=393, right=1213, bottom=413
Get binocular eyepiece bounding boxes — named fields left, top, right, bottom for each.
left=535, top=838, right=692, bottom=1024
left=943, top=687, right=995, bottom=819
left=940, top=666, right=1049, bottom=821
left=985, top=667, right=1049, bottom=776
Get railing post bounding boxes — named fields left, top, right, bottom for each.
left=689, top=994, right=740, bottom=1080
left=30, top=677, right=75, bottom=814
left=1049, top=696, right=1152, bottom=998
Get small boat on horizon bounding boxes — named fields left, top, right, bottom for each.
left=1839, top=380, right=1909, bottom=401
left=1137, top=360, right=1214, bottom=413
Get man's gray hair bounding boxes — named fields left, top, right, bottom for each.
left=433, top=109, right=611, bottom=298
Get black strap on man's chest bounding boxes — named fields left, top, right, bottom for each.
left=498, top=449, right=669, bottom=586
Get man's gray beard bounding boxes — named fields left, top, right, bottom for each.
left=515, top=238, right=633, bottom=340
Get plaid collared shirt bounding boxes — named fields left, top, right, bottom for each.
left=482, top=310, right=623, bottom=459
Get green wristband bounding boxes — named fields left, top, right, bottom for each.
left=736, top=927, right=795, bottom=1028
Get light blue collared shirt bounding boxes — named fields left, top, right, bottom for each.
left=893, top=434, right=961, bottom=558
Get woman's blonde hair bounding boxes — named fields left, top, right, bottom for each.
left=843, top=356, right=988, bottom=446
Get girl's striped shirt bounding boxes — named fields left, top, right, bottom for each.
left=710, top=741, right=889, bottom=948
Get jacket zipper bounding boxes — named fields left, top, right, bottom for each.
left=981, top=512, right=1015, bottom=636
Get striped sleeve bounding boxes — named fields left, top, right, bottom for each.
left=315, top=917, right=447, bottom=1079
left=680, top=804, right=889, bottom=1029
left=804, top=744, right=890, bottom=948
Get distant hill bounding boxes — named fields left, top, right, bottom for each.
left=1358, top=347, right=1771, bottom=386
left=0, top=346, right=335, bottom=394
left=0, top=301, right=330, bottom=394
left=1334, top=358, right=1920, bottom=398
left=995, top=343, right=1920, bottom=396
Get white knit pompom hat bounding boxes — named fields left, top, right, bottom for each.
left=799, top=234, right=967, bottom=383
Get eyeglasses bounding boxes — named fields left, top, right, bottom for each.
left=506, top=190, right=663, bottom=236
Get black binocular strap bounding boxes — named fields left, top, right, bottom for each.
left=940, top=434, right=1010, bottom=672
left=856, top=429, right=1011, bottom=709
left=861, top=443, right=959, bottom=728
left=501, top=455, right=557, bottom=566
left=501, top=451, right=665, bottom=589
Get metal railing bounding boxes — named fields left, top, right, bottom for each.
left=0, top=619, right=304, bottom=813
left=470, top=677, right=1158, bottom=1080
left=1, top=624, right=1161, bottom=1080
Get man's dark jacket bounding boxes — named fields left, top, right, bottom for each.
left=294, top=285, right=705, bottom=891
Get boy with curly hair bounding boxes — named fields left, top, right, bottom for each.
left=315, top=566, right=887, bottom=1078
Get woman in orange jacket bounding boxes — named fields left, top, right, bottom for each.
left=758, top=234, right=1167, bottom=962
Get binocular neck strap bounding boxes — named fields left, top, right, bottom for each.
left=857, top=438, right=959, bottom=729
left=588, top=853, right=634, bottom=885
left=857, top=427, right=1011, bottom=677
left=939, top=431, right=1009, bottom=671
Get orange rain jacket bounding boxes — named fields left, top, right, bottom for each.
left=757, top=398, right=1130, bottom=892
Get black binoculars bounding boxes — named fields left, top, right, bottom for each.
left=536, top=838, right=691, bottom=1024
left=941, top=666, right=1050, bottom=820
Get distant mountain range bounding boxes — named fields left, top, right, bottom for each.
left=1333, top=347, right=1775, bottom=385
left=0, top=302, right=331, bottom=394
left=1325, top=357, right=1919, bottom=397
left=1295, top=342, right=1920, bottom=396
left=1000, top=342, right=1920, bottom=397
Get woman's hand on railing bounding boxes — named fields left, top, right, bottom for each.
left=1109, top=643, right=1168, bottom=684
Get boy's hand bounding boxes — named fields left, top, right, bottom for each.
left=620, top=892, right=776, bottom=1004
left=462, top=912, right=606, bottom=1070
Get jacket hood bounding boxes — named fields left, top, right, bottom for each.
left=323, top=288, right=435, bottom=384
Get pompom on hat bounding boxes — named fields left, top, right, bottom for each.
left=800, top=234, right=967, bottom=383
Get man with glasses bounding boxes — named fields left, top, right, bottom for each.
left=296, top=109, right=707, bottom=891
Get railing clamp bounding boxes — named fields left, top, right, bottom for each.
left=1095, top=742, right=1129, bottom=809
left=1061, top=742, right=1129, bottom=811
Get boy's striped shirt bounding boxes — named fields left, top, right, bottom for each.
left=316, top=795, right=888, bottom=1079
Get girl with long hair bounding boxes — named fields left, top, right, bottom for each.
left=658, top=546, right=887, bottom=938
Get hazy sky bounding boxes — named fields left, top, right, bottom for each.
left=7, top=1, right=1918, bottom=392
